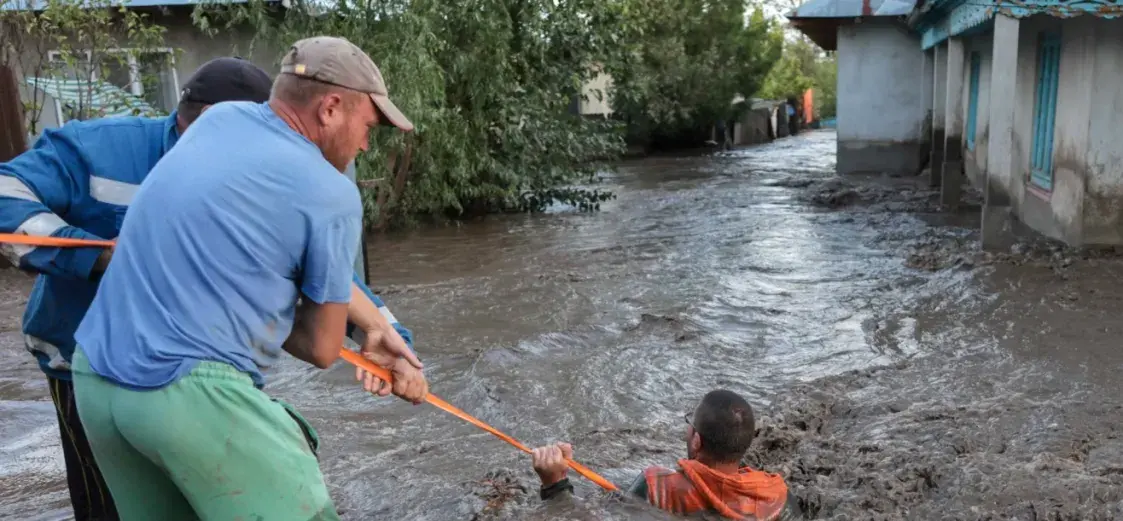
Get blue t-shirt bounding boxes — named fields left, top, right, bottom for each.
left=74, top=101, right=362, bottom=390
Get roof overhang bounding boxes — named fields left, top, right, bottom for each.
left=787, top=17, right=850, bottom=50
left=786, top=0, right=916, bottom=50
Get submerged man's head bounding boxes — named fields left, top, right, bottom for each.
left=684, top=389, right=756, bottom=464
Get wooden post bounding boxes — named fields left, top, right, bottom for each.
left=0, top=64, right=28, bottom=163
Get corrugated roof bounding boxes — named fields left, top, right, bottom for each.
left=1, top=0, right=260, bottom=11
left=25, top=76, right=163, bottom=119
left=788, top=0, right=915, bottom=19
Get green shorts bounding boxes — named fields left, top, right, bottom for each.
left=71, top=348, right=338, bottom=521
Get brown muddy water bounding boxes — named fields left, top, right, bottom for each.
left=3, top=130, right=1123, bottom=520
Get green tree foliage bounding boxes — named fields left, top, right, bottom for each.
left=3, top=0, right=790, bottom=229
left=759, top=35, right=836, bottom=117
left=0, top=0, right=168, bottom=135
left=193, top=0, right=624, bottom=228
left=811, top=54, right=836, bottom=117
left=605, top=0, right=783, bottom=148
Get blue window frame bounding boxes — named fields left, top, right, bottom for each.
left=1031, top=32, right=1061, bottom=191
left=966, top=51, right=981, bottom=151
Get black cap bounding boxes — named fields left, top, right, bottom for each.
left=179, top=57, right=272, bottom=105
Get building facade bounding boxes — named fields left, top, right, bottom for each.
left=915, top=1, right=1123, bottom=247
left=792, top=0, right=1123, bottom=248
left=788, top=0, right=928, bottom=176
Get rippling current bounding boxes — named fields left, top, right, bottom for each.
left=0, top=130, right=1001, bottom=520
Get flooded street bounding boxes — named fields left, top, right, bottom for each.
left=4, top=130, right=1123, bottom=519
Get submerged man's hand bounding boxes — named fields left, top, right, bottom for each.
left=355, top=325, right=427, bottom=404
left=532, top=442, right=573, bottom=487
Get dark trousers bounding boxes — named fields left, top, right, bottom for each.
left=47, top=375, right=119, bottom=521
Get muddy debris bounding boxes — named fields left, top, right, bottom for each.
left=467, top=470, right=530, bottom=520
left=801, top=178, right=939, bottom=211
left=799, top=176, right=984, bottom=215
left=901, top=229, right=978, bottom=272
left=899, top=227, right=1123, bottom=274
left=740, top=358, right=1123, bottom=520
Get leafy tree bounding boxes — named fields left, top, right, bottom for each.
left=758, top=35, right=836, bottom=118
left=812, top=54, right=836, bottom=117
left=0, top=0, right=168, bottom=136
left=194, top=0, right=623, bottom=228
left=734, top=9, right=784, bottom=104
left=605, top=0, right=783, bottom=149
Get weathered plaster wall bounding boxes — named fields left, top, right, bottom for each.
left=964, top=33, right=992, bottom=188
left=836, top=20, right=927, bottom=175
left=579, top=70, right=613, bottom=116
left=1048, top=16, right=1096, bottom=244
left=1006, top=15, right=1045, bottom=236
left=921, top=48, right=934, bottom=156
left=981, top=14, right=1022, bottom=250
left=1082, top=18, right=1123, bottom=245
left=1015, top=15, right=1091, bottom=245
left=933, top=43, right=947, bottom=130
left=930, top=42, right=947, bottom=183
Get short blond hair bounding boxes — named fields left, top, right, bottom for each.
left=271, top=73, right=361, bottom=108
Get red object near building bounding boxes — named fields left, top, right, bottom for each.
left=803, top=89, right=815, bottom=124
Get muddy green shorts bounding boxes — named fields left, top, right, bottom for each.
left=71, top=348, right=339, bottom=521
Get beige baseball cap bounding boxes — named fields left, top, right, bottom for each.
left=280, top=36, right=414, bottom=132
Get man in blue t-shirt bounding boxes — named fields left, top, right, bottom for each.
left=70, top=37, right=421, bottom=520
left=0, top=57, right=276, bottom=521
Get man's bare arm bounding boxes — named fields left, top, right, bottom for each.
left=348, top=282, right=390, bottom=335
left=283, top=297, right=349, bottom=369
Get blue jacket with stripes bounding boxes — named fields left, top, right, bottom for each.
left=0, top=112, right=413, bottom=381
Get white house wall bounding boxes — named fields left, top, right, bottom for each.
left=1011, top=15, right=1082, bottom=244
left=579, top=71, right=613, bottom=116
left=1081, top=18, right=1123, bottom=244
left=1005, top=15, right=1041, bottom=229
left=933, top=43, right=946, bottom=132
left=981, top=14, right=1123, bottom=246
left=1047, top=16, right=1095, bottom=243
left=963, top=34, right=992, bottom=188
left=836, top=19, right=927, bottom=175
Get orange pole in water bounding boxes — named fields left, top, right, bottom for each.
left=340, top=350, right=618, bottom=491
left=0, top=232, right=619, bottom=492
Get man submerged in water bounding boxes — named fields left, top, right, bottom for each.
left=530, top=390, right=801, bottom=520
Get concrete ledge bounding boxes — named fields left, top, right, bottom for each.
left=1019, top=189, right=1074, bottom=245
left=837, top=140, right=923, bottom=176
left=981, top=204, right=1016, bottom=251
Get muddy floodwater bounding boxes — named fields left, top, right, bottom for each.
left=4, top=130, right=1123, bottom=520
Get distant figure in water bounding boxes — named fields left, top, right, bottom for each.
left=530, top=389, right=801, bottom=520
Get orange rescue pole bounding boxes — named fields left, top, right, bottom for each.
left=0, top=232, right=620, bottom=492
left=0, top=233, right=115, bottom=248
left=340, top=350, right=618, bottom=491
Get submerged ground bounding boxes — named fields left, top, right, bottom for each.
left=2, top=131, right=1122, bottom=520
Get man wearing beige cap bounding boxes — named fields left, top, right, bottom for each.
left=70, top=37, right=420, bottom=520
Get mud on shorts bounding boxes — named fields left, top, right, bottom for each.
left=70, top=348, right=338, bottom=521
